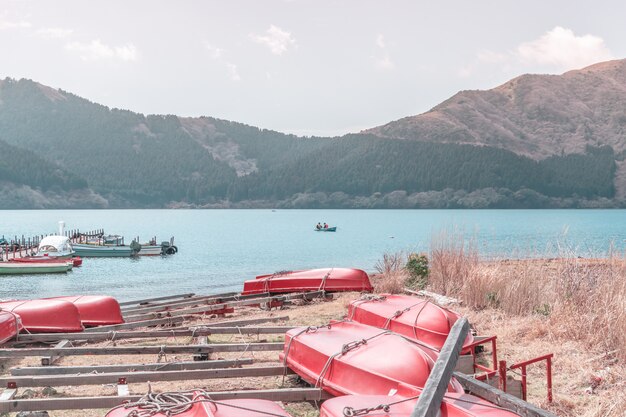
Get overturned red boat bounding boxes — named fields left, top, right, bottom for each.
left=10, top=256, right=83, bottom=267
left=242, top=268, right=373, bottom=295
left=106, top=392, right=293, bottom=417
left=280, top=320, right=463, bottom=397
left=321, top=393, right=521, bottom=417
left=0, top=299, right=83, bottom=333
left=348, top=294, right=474, bottom=353
left=51, top=296, right=124, bottom=326
left=0, top=310, right=22, bottom=344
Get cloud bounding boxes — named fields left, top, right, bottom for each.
left=460, top=26, right=614, bottom=78
left=376, top=56, right=395, bottom=71
left=376, top=34, right=386, bottom=49
left=205, top=42, right=240, bottom=81
left=374, top=33, right=394, bottom=71
left=65, top=39, right=137, bottom=62
left=516, top=26, right=613, bottom=69
left=250, top=25, right=296, bottom=55
left=0, top=19, right=31, bottom=30
left=35, top=27, right=74, bottom=39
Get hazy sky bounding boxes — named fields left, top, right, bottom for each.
left=1, top=0, right=624, bottom=136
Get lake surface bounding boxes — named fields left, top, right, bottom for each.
left=1, top=209, right=624, bottom=301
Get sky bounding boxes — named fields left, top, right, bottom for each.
left=1, top=0, right=625, bottom=136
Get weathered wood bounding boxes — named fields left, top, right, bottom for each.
left=1, top=366, right=295, bottom=388
left=0, top=388, right=17, bottom=401
left=118, top=293, right=195, bottom=306
left=453, top=372, right=558, bottom=417
left=411, top=318, right=469, bottom=417
left=121, top=292, right=264, bottom=315
left=123, top=291, right=323, bottom=323
left=0, top=342, right=284, bottom=358
left=11, top=358, right=254, bottom=376
left=41, top=340, right=69, bottom=366
left=15, top=326, right=295, bottom=343
left=0, top=388, right=331, bottom=412
left=82, top=316, right=186, bottom=333
left=193, top=336, right=210, bottom=361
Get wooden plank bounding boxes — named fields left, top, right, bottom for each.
left=120, top=292, right=239, bottom=310
left=454, top=354, right=475, bottom=375
left=0, top=342, right=284, bottom=358
left=0, top=366, right=295, bottom=388
left=0, top=388, right=17, bottom=401
left=118, top=293, right=195, bottom=306
left=41, top=340, right=69, bottom=366
left=122, top=291, right=323, bottom=323
left=453, top=372, right=558, bottom=417
left=411, top=318, right=469, bottom=417
left=193, top=336, right=210, bottom=361
left=16, top=326, right=295, bottom=343
left=82, top=316, right=185, bottom=333
left=11, top=358, right=254, bottom=376
left=121, top=292, right=265, bottom=315
left=0, top=388, right=331, bottom=412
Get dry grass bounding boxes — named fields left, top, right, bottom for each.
left=373, top=251, right=409, bottom=294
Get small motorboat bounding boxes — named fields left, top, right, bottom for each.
left=0, top=261, right=72, bottom=275
left=314, top=226, right=337, bottom=232
left=320, top=393, right=521, bottom=417
left=11, top=256, right=82, bottom=267
left=105, top=391, right=293, bottom=417
left=72, top=243, right=134, bottom=257
left=242, top=268, right=373, bottom=295
left=348, top=294, right=475, bottom=353
left=0, top=299, right=83, bottom=333
left=0, top=310, right=22, bottom=345
left=50, top=296, right=124, bottom=327
left=280, top=320, right=464, bottom=397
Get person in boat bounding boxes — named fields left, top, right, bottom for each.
left=316, top=223, right=322, bottom=230
left=324, top=223, right=329, bottom=229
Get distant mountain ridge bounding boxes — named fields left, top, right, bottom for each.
left=0, top=59, right=624, bottom=209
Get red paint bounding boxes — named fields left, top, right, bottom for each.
left=0, top=310, right=22, bottom=344
left=50, top=296, right=124, bottom=327
left=9, top=256, right=82, bottom=267
left=280, top=320, right=464, bottom=398
left=348, top=294, right=475, bottom=353
left=242, top=268, right=373, bottom=295
left=0, top=299, right=83, bottom=333
left=509, top=353, right=554, bottom=403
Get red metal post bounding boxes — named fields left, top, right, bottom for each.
left=547, top=355, right=553, bottom=403
left=498, top=360, right=507, bottom=392
left=520, top=364, right=527, bottom=400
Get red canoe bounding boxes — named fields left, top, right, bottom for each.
left=242, top=268, right=373, bottom=295
left=106, top=393, right=293, bottom=417
left=0, top=310, right=22, bottom=344
left=280, top=320, right=464, bottom=397
left=0, top=299, right=83, bottom=333
left=10, top=256, right=83, bottom=267
left=321, top=393, right=521, bottom=417
left=348, top=294, right=474, bottom=353
left=51, top=296, right=124, bottom=326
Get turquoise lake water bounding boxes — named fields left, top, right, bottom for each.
left=1, top=209, right=625, bottom=301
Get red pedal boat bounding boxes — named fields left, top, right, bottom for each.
left=106, top=392, right=293, bottom=417
left=321, top=393, right=520, bottom=417
left=0, top=299, right=83, bottom=333
left=280, top=320, right=463, bottom=397
left=348, top=294, right=474, bottom=353
left=0, top=310, right=22, bottom=344
left=242, top=268, right=373, bottom=295
left=10, top=256, right=83, bottom=267
left=51, top=296, right=124, bottom=326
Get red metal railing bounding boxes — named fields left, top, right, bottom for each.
left=465, top=335, right=498, bottom=379
left=508, top=353, right=553, bottom=402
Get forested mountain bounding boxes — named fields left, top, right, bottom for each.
left=0, top=59, right=624, bottom=209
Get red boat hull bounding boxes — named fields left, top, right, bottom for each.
left=106, top=395, right=293, bottom=417
left=0, top=299, right=83, bottom=333
left=0, top=310, right=22, bottom=344
left=280, top=320, right=463, bottom=397
left=348, top=294, right=474, bottom=353
left=321, top=393, right=520, bottom=417
left=242, top=268, right=373, bottom=295
left=11, top=256, right=82, bottom=267
left=51, top=296, right=124, bottom=327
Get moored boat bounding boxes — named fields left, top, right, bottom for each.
left=280, top=320, right=464, bottom=397
left=0, top=299, right=83, bottom=333
left=51, top=295, right=124, bottom=326
left=105, top=391, right=294, bottom=417
left=348, top=294, right=475, bottom=352
left=0, top=310, right=22, bottom=344
left=11, top=256, right=82, bottom=267
left=72, top=243, right=134, bottom=257
left=242, top=268, right=373, bottom=295
left=0, top=261, right=72, bottom=275
left=320, top=393, right=521, bottom=417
